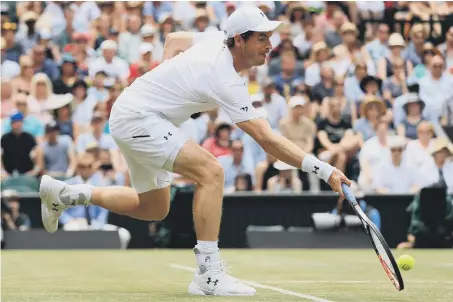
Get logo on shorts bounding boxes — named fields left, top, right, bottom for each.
left=240, top=106, right=248, bottom=112
left=164, top=132, right=173, bottom=140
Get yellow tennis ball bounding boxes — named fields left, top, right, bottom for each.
left=397, top=255, right=415, bottom=271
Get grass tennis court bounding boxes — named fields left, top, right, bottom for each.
left=2, top=249, right=452, bottom=302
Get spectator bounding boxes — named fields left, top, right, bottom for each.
left=1, top=112, right=41, bottom=177
left=441, top=94, right=453, bottom=126
left=52, top=53, right=78, bottom=95
left=98, top=149, right=126, bottom=187
left=54, top=4, right=76, bottom=51
left=424, top=138, right=453, bottom=192
left=419, top=55, right=453, bottom=121
left=118, top=14, right=143, bottom=63
left=360, top=75, right=382, bottom=98
left=272, top=51, right=304, bottom=99
left=143, top=1, right=173, bottom=25
left=32, top=45, right=60, bottom=81
left=48, top=94, right=75, bottom=139
left=286, top=2, right=307, bottom=38
left=27, top=73, right=54, bottom=124
left=333, top=23, right=366, bottom=68
left=438, top=26, right=453, bottom=75
left=40, top=120, right=76, bottom=179
left=260, top=80, right=288, bottom=129
left=87, top=70, right=110, bottom=103
left=397, top=95, right=426, bottom=140
left=71, top=79, right=98, bottom=134
left=2, top=93, right=44, bottom=140
left=2, top=21, right=23, bottom=63
left=364, top=23, right=390, bottom=68
left=255, top=154, right=279, bottom=192
left=324, top=9, right=346, bottom=49
left=1, top=38, right=20, bottom=80
left=269, top=24, right=303, bottom=61
left=11, top=55, right=34, bottom=95
left=59, top=153, right=131, bottom=249
left=267, top=161, right=302, bottom=193
left=15, top=11, right=40, bottom=53
left=311, top=63, right=335, bottom=109
left=140, top=24, right=164, bottom=62
left=405, top=121, right=435, bottom=175
left=344, top=60, right=367, bottom=105
left=37, top=28, right=61, bottom=62
left=304, top=41, right=330, bottom=87
left=358, top=120, right=391, bottom=192
left=1, top=190, right=31, bottom=231
left=382, top=57, right=409, bottom=106
left=354, top=95, right=386, bottom=142
left=316, top=97, right=359, bottom=173
left=1, top=79, right=15, bottom=119
left=409, top=43, right=441, bottom=84
left=403, top=24, right=427, bottom=68
left=157, top=13, right=176, bottom=45
left=321, top=77, right=357, bottom=124
left=377, top=33, right=412, bottom=80
left=218, top=140, right=255, bottom=193
left=105, top=82, right=124, bottom=127
left=76, top=112, right=118, bottom=154
left=93, top=14, right=113, bottom=50
left=356, top=1, right=385, bottom=38
left=89, top=40, right=130, bottom=84
left=315, top=2, right=348, bottom=34
left=372, top=136, right=420, bottom=194
left=202, top=122, right=233, bottom=158
left=234, top=173, right=253, bottom=192
left=69, top=1, right=101, bottom=34
left=129, top=43, right=158, bottom=84
left=69, top=32, right=95, bottom=77
left=192, top=9, right=218, bottom=33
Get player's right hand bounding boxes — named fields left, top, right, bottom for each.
left=328, top=169, right=351, bottom=199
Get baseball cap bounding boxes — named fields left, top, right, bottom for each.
left=45, top=120, right=60, bottom=133
left=141, top=24, right=156, bottom=37
left=225, top=6, right=282, bottom=38
left=139, top=42, right=154, bottom=55
left=10, top=111, right=24, bottom=122
left=100, top=40, right=117, bottom=51
left=289, top=95, right=307, bottom=108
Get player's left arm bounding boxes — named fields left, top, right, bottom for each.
left=162, top=32, right=195, bottom=61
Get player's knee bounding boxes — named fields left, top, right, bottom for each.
left=200, top=161, right=224, bottom=186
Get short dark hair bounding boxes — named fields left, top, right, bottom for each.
left=225, top=31, right=255, bottom=49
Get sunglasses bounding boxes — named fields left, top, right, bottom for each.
left=432, top=64, right=444, bottom=68
left=2, top=22, right=17, bottom=30
left=78, top=164, right=92, bottom=169
left=391, top=148, right=404, bottom=153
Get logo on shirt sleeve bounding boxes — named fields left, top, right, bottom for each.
left=240, top=106, right=248, bottom=112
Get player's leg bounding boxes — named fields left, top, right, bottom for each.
left=172, top=140, right=255, bottom=296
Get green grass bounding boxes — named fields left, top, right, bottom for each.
left=2, top=249, right=452, bottom=302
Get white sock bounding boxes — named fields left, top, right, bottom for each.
left=61, top=184, right=93, bottom=206
left=194, top=240, right=220, bottom=267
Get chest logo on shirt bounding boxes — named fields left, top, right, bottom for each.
left=240, top=106, right=248, bottom=112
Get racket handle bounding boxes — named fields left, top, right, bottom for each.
left=341, top=183, right=358, bottom=206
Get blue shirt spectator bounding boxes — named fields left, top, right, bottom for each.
left=2, top=114, right=44, bottom=138
left=143, top=1, right=173, bottom=23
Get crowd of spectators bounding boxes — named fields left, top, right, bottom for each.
left=1, top=1, right=453, bottom=202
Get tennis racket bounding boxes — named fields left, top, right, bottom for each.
left=341, top=183, right=404, bottom=291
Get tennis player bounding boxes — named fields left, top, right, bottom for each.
left=40, top=6, right=351, bottom=296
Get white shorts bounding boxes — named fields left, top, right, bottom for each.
left=109, top=102, right=189, bottom=193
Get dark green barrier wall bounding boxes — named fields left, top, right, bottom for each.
left=17, top=192, right=413, bottom=249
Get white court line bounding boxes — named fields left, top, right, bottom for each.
left=169, top=263, right=335, bottom=302
left=253, top=280, right=453, bottom=284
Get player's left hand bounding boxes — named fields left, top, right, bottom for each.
left=328, top=169, right=351, bottom=199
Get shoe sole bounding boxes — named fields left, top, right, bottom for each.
left=188, top=282, right=255, bottom=296
left=39, top=175, right=58, bottom=233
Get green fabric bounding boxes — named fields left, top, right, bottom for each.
left=408, top=194, right=453, bottom=236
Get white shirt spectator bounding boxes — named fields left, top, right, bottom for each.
left=72, top=96, right=98, bottom=129
left=405, top=139, right=435, bottom=171
left=70, top=1, right=101, bottom=33
left=359, top=136, right=391, bottom=170
left=304, top=63, right=321, bottom=87
left=419, top=73, right=453, bottom=120
left=262, top=93, right=288, bottom=129
left=76, top=132, right=118, bottom=154
left=89, top=57, right=130, bottom=83
left=372, top=157, right=420, bottom=194
left=423, top=159, right=453, bottom=194
left=1, top=60, right=20, bottom=80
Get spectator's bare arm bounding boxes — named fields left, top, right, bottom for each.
left=396, top=124, right=406, bottom=138
left=66, top=144, right=77, bottom=178
left=317, top=130, right=337, bottom=151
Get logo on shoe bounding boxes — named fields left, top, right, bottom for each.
left=205, top=256, right=211, bottom=263
left=206, top=277, right=219, bottom=286
left=51, top=203, right=59, bottom=212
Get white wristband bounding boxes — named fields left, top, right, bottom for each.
left=301, top=154, right=335, bottom=183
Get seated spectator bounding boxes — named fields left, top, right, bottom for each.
left=419, top=55, right=453, bottom=121
left=358, top=120, right=391, bottom=192
left=260, top=80, right=288, bottom=129
left=409, top=43, right=441, bottom=84
left=27, top=73, right=54, bottom=124
left=71, top=79, right=98, bottom=134
left=311, top=63, right=334, bottom=107
left=40, top=121, right=76, bottom=179
left=98, top=149, right=126, bottom=186
left=441, top=94, right=453, bottom=126
left=403, top=24, right=427, bottom=68
left=15, top=11, right=40, bottom=54
left=60, top=153, right=131, bottom=249
left=76, top=112, right=118, bottom=155
left=272, top=51, right=304, bottom=99
left=1, top=38, right=20, bottom=79
left=128, top=43, right=159, bottom=84
left=377, top=33, right=412, bottom=80
left=269, top=24, right=303, bottom=61
left=382, top=57, right=409, bottom=107
left=344, top=60, right=367, bottom=105
left=372, top=136, right=420, bottom=194
left=31, top=44, right=60, bottom=81
left=286, top=2, right=307, bottom=38
left=2, top=21, right=23, bottom=63
left=47, top=93, right=75, bottom=139
left=118, top=14, right=143, bottom=64
left=2, top=94, right=44, bottom=140
left=1, top=79, right=15, bottom=119
left=354, top=95, right=386, bottom=142
left=37, top=28, right=61, bottom=62
left=202, top=122, right=233, bottom=158
left=324, top=9, right=346, bottom=49
left=267, top=161, right=302, bottom=193
left=1, top=190, right=31, bottom=231
left=315, top=2, right=348, bottom=33
left=320, top=77, right=357, bottom=124
left=218, top=140, right=255, bottom=193
left=360, top=75, right=382, bottom=98
left=356, top=1, right=385, bottom=38
left=192, top=9, right=218, bottom=33
left=304, top=41, right=330, bottom=88
left=68, top=32, right=95, bottom=77
left=140, top=24, right=164, bottom=62
left=234, top=173, right=253, bottom=192
left=438, top=26, right=453, bottom=75
left=255, top=154, right=279, bottom=192
left=11, top=55, right=34, bottom=95
left=1, top=112, right=41, bottom=178
left=405, top=121, right=435, bottom=175
left=424, top=138, right=453, bottom=193
left=316, top=97, right=360, bottom=173
left=87, top=70, right=110, bottom=103
left=52, top=53, right=78, bottom=95
left=89, top=40, right=130, bottom=85
left=397, top=95, right=426, bottom=140
left=364, top=23, right=390, bottom=69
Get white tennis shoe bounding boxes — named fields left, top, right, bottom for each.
left=39, top=175, right=70, bottom=233
left=188, top=258, right=256, bottom=296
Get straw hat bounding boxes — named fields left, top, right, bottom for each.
left=286, top=2, right=307, bottom=19
left=273, top=161, right=297, bottom=171
left=359, top=95, right=386, bottom=118
left=429, top=138, right=453, bottom=155
left=388, top=33, right=405, bottom=48
left=312, top=41, right=329, bottom=53
left=340, top=22, right=358, bottom=35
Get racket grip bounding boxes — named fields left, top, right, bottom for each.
left=341, top=183, right=358, bottom=206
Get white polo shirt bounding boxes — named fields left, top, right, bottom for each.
left=113, top=31, right=264, bottom=126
